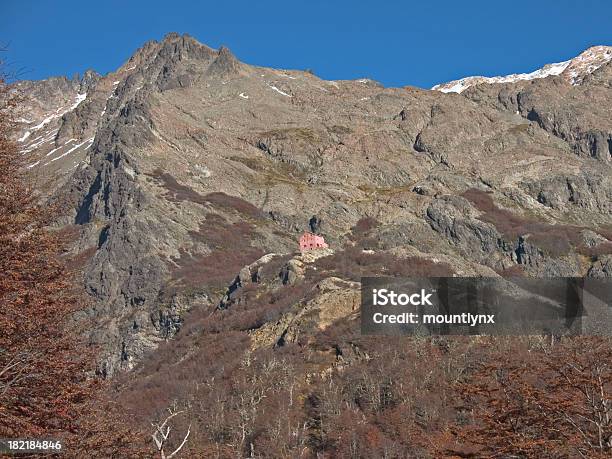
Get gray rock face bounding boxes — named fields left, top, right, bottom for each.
left=15, top=34, right=612, bottom=373
left=309, top=215, right=323, bottom=234
left=280, top=258, right=304, bottom=286
left=588, top=256, right=612, bottom=278
left=463, top=61, right=612, bottom=164
left=521, top=172, right=612, bottom=214
left=70, top=114, right=167, bottom=374
left=425, top=195, right=503, bottom=263
left=14, top=71, right=99, bottom=114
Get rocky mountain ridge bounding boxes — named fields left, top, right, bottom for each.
left=432, top=45, right=612, bottom=93
left=13, top=34, right=612, bottom=374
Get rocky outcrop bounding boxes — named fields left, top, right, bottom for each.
left=588, top=256, right=612, bottom=278
left=219, top=253, right=278, bottom=309
left=69, top=103, right=168, bottom=375
left=249, top=277, right=360, bottom=349
left=521, top=172, right=612, bottom=214
left=425, top=195, right=505, bottom=264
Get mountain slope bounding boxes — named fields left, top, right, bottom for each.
left=14, top=34, right=612, bottom=376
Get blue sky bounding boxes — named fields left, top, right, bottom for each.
left=2, top=0, right=612, bottom=88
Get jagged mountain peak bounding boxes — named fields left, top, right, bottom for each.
left=118, top=33, right=218, bottom=75
left=207, top=45, right=240, bottom=76
left=156, top=32, right=217, bottom=60
left=432, top=45, right=612, bottom=93
left=117, top=33, right=243, bottom=90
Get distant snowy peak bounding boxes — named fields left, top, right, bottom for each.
left=432, top=45, right=612, bottom=93
left=432, top=60, right=570, bottom=94
left=563, top=45, right=612, bottom=84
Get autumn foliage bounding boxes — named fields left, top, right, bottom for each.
left=456, top=337, right=612, bottom=458
left=0, top=71, right=93, bottom=442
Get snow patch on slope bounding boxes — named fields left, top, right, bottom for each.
left=28, top=93, right=88, bottom=132
left=267, top=84, right=292, bottom=97
left=18, top=131, right=31, bottom=142
left=70, top=93, right=87, bottom=110
left=47, top=138, right=94, bottom=164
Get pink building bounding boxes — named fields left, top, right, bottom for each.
left=299, top=231, right=328, bottom=252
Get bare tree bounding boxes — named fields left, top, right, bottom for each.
left=151, top=405, right=191, bottom=459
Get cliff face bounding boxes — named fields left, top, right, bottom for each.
left=15, top=34, right=612, bottom=374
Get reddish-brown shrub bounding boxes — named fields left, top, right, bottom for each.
left=579, top=241, right=612, bottom=258
left=206, top=280, right=314, bottom=333
left=462, top=188, right=584, bottom=257
left=495, top=264, right=526, bottom=277
left=455, top=337, right=612, bottom=458
left=169, top=214, right=263, bottom=290
left=152, top=170, right=264, bottom=218
left=351, top=217, right=381, bottom=237
left=314, top=246, right=454, bottom=281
